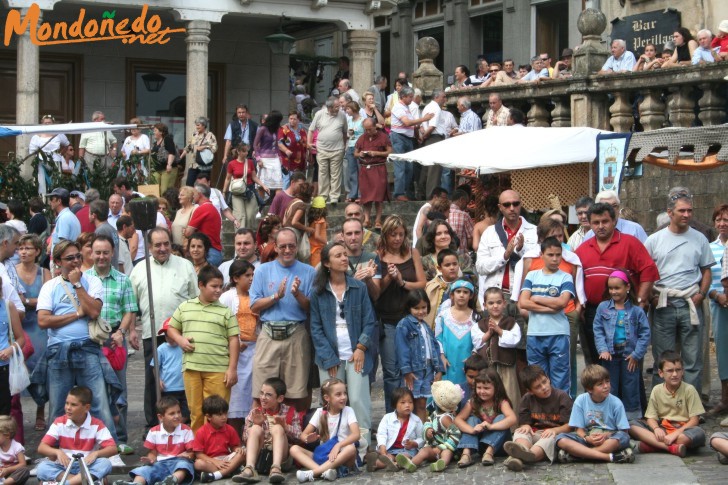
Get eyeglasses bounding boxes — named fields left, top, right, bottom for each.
left=501, top=201, right=521, bottom=208
left=277, top=244, right=296, bottom=250
left=338, top=301, right=345, bottom=319
left=61, top=253, right=83, bottom=261
left=540, top=57, right=549, bottom=61
left=489, top=69, right=499, bottom=73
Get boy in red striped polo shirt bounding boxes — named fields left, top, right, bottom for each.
left=36, top=386, right=117, bottom=485
left=115, top=397, right=195, bottom=485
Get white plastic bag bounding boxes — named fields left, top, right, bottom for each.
left=9, top=343, right=30, bottom=396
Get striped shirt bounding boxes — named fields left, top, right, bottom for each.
left=170, top=298, right=238, bottom=372
left=712, top=239, right=727, bottom=293
left=143, top=424, right=194, bottom=461
left=41, top=414, right=115, bottom=458
left=390, top=101, right=414, bottom=137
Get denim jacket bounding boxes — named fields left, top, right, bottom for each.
left=593, top=299, right=650, bottom=359
left=395, top=314, right=445, bottom=375
left=309, top=275, right=376, bottom=375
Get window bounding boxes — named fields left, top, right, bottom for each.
left=414, top=0, right=444, bottom=19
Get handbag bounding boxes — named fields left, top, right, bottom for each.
left=59, top=278, right=112, bottom=346
left=195, top=133, right=215, bottom=167
left=312, top=412, right=342, bottom=465
left=255, top=447, right=273, bottom=475
left=9, top=343, right=30, bottom=396
left=230, top=159, right=249, bottom=196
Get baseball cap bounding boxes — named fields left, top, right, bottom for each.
left=70, top=190, right=86, bottom=201
left=46, top=188, right=69, bottom=199
left=157, top=317, right=172, bottom=336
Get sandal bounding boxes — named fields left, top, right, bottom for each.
left=268, top=465, right=284, bottom=484
left=35, top=417, right=46, bottom=431
left=481, top=451, right=495, bottom=466
left=232, top=465, right=260, bottom=483
left=374, top=221, right=382, bottom=231
left=377, top=454, right=398, bottom=472
left=458, top=453, right=473, bottom=468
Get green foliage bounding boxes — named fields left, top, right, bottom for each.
left=0, top=153, right=156, bottom=203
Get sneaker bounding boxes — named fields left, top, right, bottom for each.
left=155, top=476, right=179, bottom=485
left=504, top=456, right=524, bottom=472
left=321, top=469, right=337, bottom=481
left=637, top=441, right=658, bottom=454
left=296, top=470, right=314, bottom=483
left=200, top=472, right=215, bottom=483
left=430, top=458, right=446, bottom=472
left=612, top=448, right=635, bottom=464
left=117, top=443, right=134, bottom=455
left=396, top=453, right=417, bottom=473
left=668, top=444, right=687, bottom=458
left=41, top=482, right=60, bottom=485
left=557, top=449, right=574, bottom=463
left=113, top=481, right=136, bottom=485
left=109, top=454, right=126, bottom=467
left=504, top=441, right=537, bottom=463
left=717, top=452, right=728, bottom=465
left=128, top=348, right=136, bottom=356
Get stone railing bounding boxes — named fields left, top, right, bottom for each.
left=444, top=62, right=727, bottom=132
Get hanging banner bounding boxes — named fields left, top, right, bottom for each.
left=597, top=133, right=632, bottom=194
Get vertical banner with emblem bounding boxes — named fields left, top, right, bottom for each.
left=596, top=133, right=632, bottom=194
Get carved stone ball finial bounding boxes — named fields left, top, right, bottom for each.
left=416, top=37, right=440, bottom=62
left=577, top=8, right=607, bottom=38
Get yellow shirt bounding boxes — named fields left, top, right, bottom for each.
left=645, top=382, right=705, bottom=423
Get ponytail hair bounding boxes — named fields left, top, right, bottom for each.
left=318, top=378, right=345, bottom=441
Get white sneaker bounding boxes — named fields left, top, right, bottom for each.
left=321, top=469, right=337, bottom=481
left=109, top=454, right=126, bottom=467
left=296, top=470, right=315, bottom=482
left=255, top=212, right=263, bottom=220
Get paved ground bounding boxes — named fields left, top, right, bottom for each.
left=17, top=338, right=728, bottom=484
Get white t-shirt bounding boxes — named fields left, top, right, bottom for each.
left=328, top=287, right=353, bottom=361
left=121, top=134, right=151, bottom=160
left=36, top=274, right=104, bottom=346
left=0, top=439, right=24, bottom=465
left=309, top=406, right=357, bottom=442
left=210, top=188, right=229, bottom=214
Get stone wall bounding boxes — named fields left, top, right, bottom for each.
left=620, top=162, right=728, bottom=233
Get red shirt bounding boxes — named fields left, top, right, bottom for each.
left=188, top=201, right=222, bottom=251
left=391, top=417, right=409, bottom=449
left=501, top=219, right=522, bottom=290
left=711, top=35, right=728, bottom=53
left=227, top=158, right=256, bottom=185
left=575, top=230, right=660, bottom=305
left=76, top=205, right=95, bottom=233
left=192, top=422, right=240, bottom=457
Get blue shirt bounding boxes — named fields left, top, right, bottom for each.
left=53, top=207, right=81, bottom=247
left=692, top=46, right=716, bottom=65
left=614, top=310, right=626, bottom=345
left=710, top=240, right=725, bottom=294
left=152, top=342, right=185, bottom=392
left=569, top=392, right=629, bottom=432
left=584, top=218, right=648, bottom=243
left=250, top=260, right=316, bottom=323
left=0, top=300, right=10, bottom=367
left=522, top=269, right=575, bottom=336
left=522, top=67, right=549, bottom=82
left=601, top=51, right=636, bottom=72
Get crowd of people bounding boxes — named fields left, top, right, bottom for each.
left=1, top=171, right=728, bottom=484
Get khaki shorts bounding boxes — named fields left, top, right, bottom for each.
left=252, top=324, right=311, bottom=399
left=513, top=428, right=557, bottom=462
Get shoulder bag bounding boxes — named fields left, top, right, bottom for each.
left=59, top=277, right=111, bottom=346
left=5, top=299, right=30, bottom=395
left=230, top=159, right=250, bottom=196
left=312, top=412, right=342, bottom=465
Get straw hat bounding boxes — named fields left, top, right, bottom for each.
left=431, top=380, right=462, bottom=413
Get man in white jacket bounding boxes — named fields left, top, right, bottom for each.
left=475, top=190, right=538, bottom=304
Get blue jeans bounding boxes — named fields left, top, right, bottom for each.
left=345, top=147, right=359, bottom=199
left=599, top=353, right=641, bottom=417
left=106, top=334, right=128, bottom=443
left=527, top=335, right=570, bottom=395
left=380, top=323, right=400, bottom=413
left=131, top=458, right=195, bottom=485
left=46, top=342, right=118, bottom=442
left=556, top=430, right=630, bottom=450
left=651, top=305, right=703, bottom=392
left=207, top=248, right=223, bottom=267
left=390, top=133, right=414, bottom=198
left=36, top=457, right=113, bottom=481
left=458, top=415, right=510, bottom=453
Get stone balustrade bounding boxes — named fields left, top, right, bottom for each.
left=444, top=62, right=727, bottom=131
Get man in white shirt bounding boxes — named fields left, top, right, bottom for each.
left=78, top=111, right=117, bottom=167
left=218, top=228, right=260, bottom=286
left=418, top=89, right=448, bottom=200
left=337, top=79, right=360, bottom=105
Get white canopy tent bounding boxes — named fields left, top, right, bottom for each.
left=387, top=126, right=610, bottom=173
left=0, top=122, right=137, bottom=138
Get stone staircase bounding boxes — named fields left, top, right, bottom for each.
left=221, top=200, right=425, bottom=259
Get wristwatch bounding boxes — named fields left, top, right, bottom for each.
left=73, top=282, right=83, bottom=289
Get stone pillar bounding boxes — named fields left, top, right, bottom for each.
left=572, top=9, right=608, bottom=77
left=184, top=20, right=211, bottom=182
left=527, top=100, right=550, bottom=127
left=551, top=97, right=572, bottom=127
left=443, top=0, right=469, bottom=79
left=349, top=30, right=379, bottom=101
left=609, top=92, right=633, bottom=132
left=639, top=90, right=666, bottom=131
left=390, top=1, right=414, bottom=78
left=412, top=37, right=443, bottom=98
left=17, top=7, right=41, bottom=173
left=698, top=83, right=726, bottom=126
left=667, top=86, right=695, bottom=128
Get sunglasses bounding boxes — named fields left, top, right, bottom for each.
left=61, top=253, right=83, bottom=261
left=501, top=201, right=521, bottom=208
left=338, top=301, right=345, bottom=319
left=277, top=243, right=296, bottom=250
left=489, top=69, right=499, bottom=73
left=669, top=192, right=693, bottom=201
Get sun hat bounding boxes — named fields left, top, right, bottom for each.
left=431, top=380, right=463, bottom=413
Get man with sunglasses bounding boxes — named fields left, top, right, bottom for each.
left=35, top=240, right=119, bottom=443
left=645, top=187, right=715, bottom=394
left=249, top=228, right=316, bottom=412
left=475, top=190, right=538, bottom=303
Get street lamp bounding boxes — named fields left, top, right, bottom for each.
left=141, top=72, right=166, bottom=92
left=265, top=16, right=295, bottom=55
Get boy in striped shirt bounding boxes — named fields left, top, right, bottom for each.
left=36, top=386, right=117, bottom=485
left=167, top=266, right=240, bottom=431
left=116, top=397, right=195, bottom=485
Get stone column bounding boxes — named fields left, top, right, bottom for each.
left=639, top=90, right=666, bottom=131
left=390, top=1, right=414, bottom=78
left=667, top=86, right=695, bottom=128
left=527, top=100, right=550, bottom=127
left=184, top=20, right=211, bottom=182
left=412, top=37, right=443, bottom=98
left=17, top=7, right=41, bottom=174
left=443, top=0, right=469, bottom=79
left=609, top=92, right=633, bottom=132
left=698, top=83, right=726, bottom=126
left=572, top=9, right=608, bottom=77
left=349, top=30, right=379, bottom=100
left=551, top=97, right=572, bottom=127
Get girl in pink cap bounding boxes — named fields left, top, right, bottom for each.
left=592, top=270, right=650, bottom=420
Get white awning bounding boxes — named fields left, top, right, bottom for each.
left=0, top=122, right=137, bottom=138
